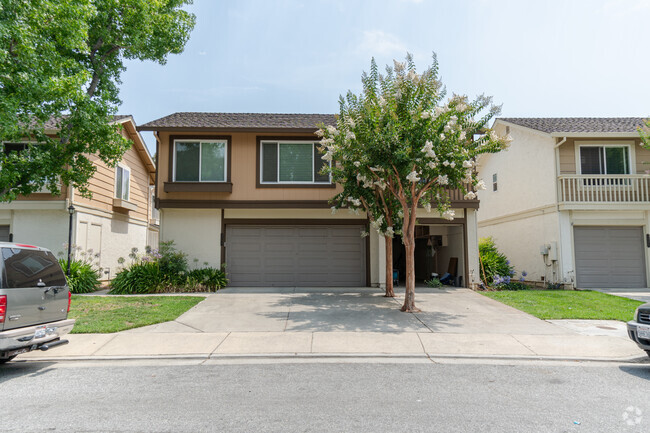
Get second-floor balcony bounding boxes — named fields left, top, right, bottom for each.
left=558, top=174, right=650, bottom=207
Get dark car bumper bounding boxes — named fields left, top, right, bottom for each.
left=627, top=321, right=650, bottom=351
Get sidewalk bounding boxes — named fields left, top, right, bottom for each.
left=21, top=287, right=648, bottom=362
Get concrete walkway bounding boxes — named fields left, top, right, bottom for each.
left=21, top=287, right=648, bottom=362
left=591, top=287, right=650, bottom=303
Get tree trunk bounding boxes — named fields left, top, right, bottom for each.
left=384, top=236, right=395, bottom=297
left=401, top=237, right=419, bottom=312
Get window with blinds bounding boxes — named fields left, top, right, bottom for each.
left=260, top=141, right=331, bottom=184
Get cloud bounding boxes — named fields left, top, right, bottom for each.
left=198, top=51, right=207, bottom=56
left=357, top=30, right=407, bottom=56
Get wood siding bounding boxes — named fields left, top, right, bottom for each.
left=74, top=129, right=152, bottom=222
left=157, top=131, right=342, bottom=202
left=558, top=138, right=649, bottom=174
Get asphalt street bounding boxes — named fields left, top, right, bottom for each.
left=1, top=359, right=649, bottom=433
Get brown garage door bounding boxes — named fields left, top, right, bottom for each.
left=225, top=225, right=366, bottom=287
left=574, top=226, right=646, bottom=288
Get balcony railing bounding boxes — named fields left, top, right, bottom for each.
left=558, top=174, right=650, bottom=204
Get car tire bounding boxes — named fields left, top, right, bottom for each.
left=0, top=355, right=16, bottom=364
left=646, top=351, right=650, bottom=359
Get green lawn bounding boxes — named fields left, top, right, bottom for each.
left=480, top=290, right=643, bottom=322
left=69, top=295, right=205, bottom=333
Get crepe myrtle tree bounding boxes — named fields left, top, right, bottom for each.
left=321, top=151, right=403, bottom=298
left=317, top=54, right=511, bottom=312
left=639, top=119, right=650, bottom=150
left=0, top=0, right=195, bottom=201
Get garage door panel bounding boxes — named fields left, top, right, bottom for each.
left=574, top=226, right=646, bottom=288
left=226, top=224, right=366, bottom=287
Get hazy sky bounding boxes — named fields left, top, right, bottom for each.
left=119, top=0, right=650, bottom=151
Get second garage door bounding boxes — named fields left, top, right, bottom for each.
left=225, top=225, right=366, bottom=287
left=574, top=226, right=646, bottom=288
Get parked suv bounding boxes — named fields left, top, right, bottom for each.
left=627, top=303, right=650, bottom=359
left=0, top=242, right=75, bottom=363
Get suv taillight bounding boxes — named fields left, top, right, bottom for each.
left=67, top=291, right=71, bottom=313
left=0, top=295, right=6, bottom=323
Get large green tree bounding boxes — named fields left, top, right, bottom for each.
left=0, top=0, right=195, bottom=201
left=319, top=54, right=510, bottom=312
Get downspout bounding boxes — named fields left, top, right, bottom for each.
left=553, top=137, right=567, bottom=287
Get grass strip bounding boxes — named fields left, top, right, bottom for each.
left=480, top=290, right=643, bottom=322
left=69, top=295, right=205, bottom=333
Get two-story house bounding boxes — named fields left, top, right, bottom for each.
left=0, top=115, right=158, bottom=279
left=478, top=117, right=650, bottom=289
left=138, top=112, right=482, bottom=288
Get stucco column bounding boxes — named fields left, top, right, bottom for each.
left=466, top=209, right=480, bottom=288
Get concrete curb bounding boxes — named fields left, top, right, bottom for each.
left=16, top=352, right=650, bottom=364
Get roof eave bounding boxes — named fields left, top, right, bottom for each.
left=136, top=126, right=322, bottom=133
left=549, top=132, right=641, bottom=138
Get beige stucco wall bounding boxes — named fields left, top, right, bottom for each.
left=74, top=210, right=150, bottom=279
left=7, top=209, right=69, bottom=254
left=479, top=209, right=561, bottom=284
left=477, top=123, right=557, bottom=222
left=160, top=208, right=222, bottom=268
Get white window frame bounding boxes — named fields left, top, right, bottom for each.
left=172, top=139, right=228, bottom=182
left=260, top=140, right=332, bottom=184
left=575, top=141, right=635, bottom=176
left=115, top=164, right=130, bottom=201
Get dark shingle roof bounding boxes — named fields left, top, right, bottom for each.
left=498, top=117, right=648, bottom=134
left=43, top=114, right=132, bottom=129
left=138, top=112, right=337, bottom=131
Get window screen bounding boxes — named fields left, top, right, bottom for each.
left=261, top=141, right=330, bottom=183
left=262, top=142, right=278, bottom=182
left=580, top=146, right=630, bottom=175
left=279, top=143, right=313, bottom=182
left=2, top=248, right=66, bottom=288
left=201, top=142, right=226, bottom=181
left=175, top=141, right=227, bottom=182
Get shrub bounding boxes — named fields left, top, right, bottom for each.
left=424, top=277, right=443, bottom=288
left=59, top=259, right=101, bottom=294
left=157, top=241, right=188, bottom=283
left=109, top=241, right=228, bottom=294
left=109, top=261, right=162, bottom=294
left=187, top=267, right=228, bottom=291
left=479, top=237, right=513, bottom=285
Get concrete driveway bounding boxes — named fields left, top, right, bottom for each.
left=139, top=286, right=571, bottom=335
left=592, top=288, right=650, bottom=303
left=23, top=286, right=647, bottom=360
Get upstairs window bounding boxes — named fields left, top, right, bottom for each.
left=174, top=140, right=227, bottom=182
left=261, top=141, right=330, bottom=184
left=492, top=173, right=498, bottom=192
left=115, top=165, right=130, bottom=201
left=579, top=146, right=630, bottom=175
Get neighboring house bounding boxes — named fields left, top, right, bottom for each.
left=478, top=117, right=650, bottom=289
left=0, top=115, right=158, bottom=279
left=138, top=112, right=481, bottom=288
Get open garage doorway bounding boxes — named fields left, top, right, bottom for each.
left=393, top=224, right=466, bottom=287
